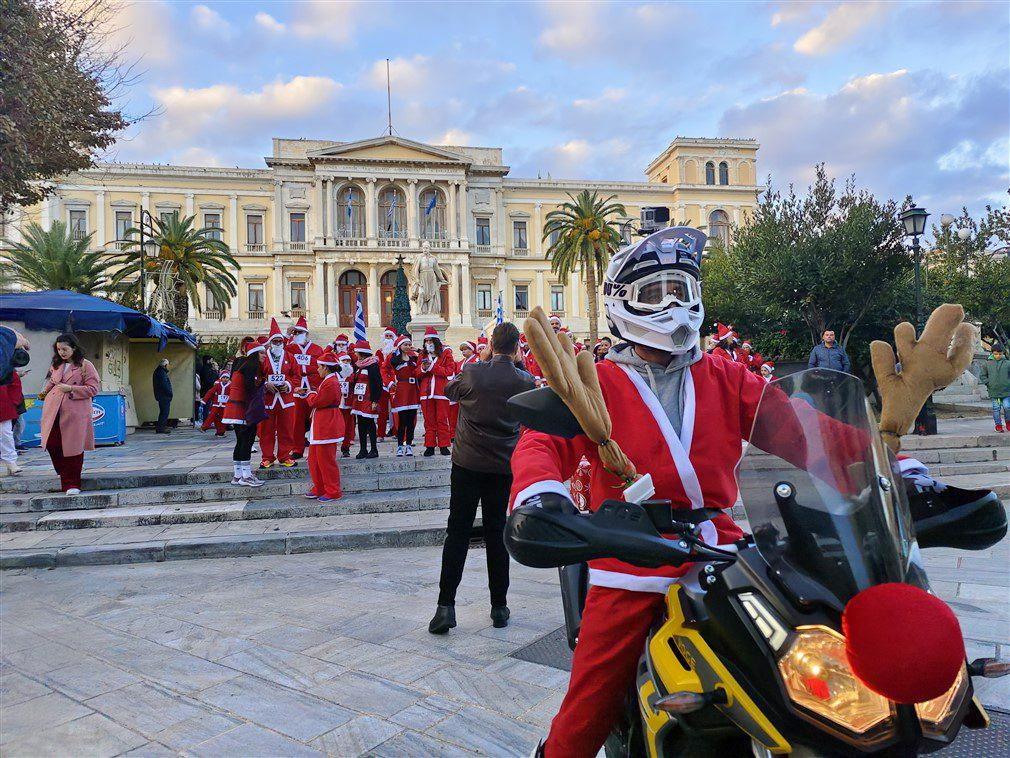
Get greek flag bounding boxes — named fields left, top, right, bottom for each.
left=353, top=292, right=366, bottom=341
left=424, top=193, right=437, bottom=216
left=386, top=194, right=397, bottom=232
left=345, top=190, right=352, bottom=219
left=495, top=291, right=504, bottom=325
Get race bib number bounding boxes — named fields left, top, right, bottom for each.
left=269, top=374, right=285, bottom=384
left=354, top=382, right=367, bottom=396
left=295, top=354, right=311, bottom=366
left=217, top=394, right=229, bottom=404
left=340, top=381, right=349, bottom=394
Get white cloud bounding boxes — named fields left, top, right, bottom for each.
left=254, top=11, right=286, bottom=33
left=173, top=147, right=224, bottom=167
left=794, top=1, right=889, bottom=56
left=100, top=0, right=175, bottom=65
left=538, top=1, right=604, bottom=56
left=937, top=137, right=1009, bottom=172
left=366, top=55, right=432, bottom=92
left=289, top=0, right=364, bottom=43
left=573, top=87, right=626, bottom=111
left=191, top=4, right=233, bottom=38
left=436, top=129, right=472, bottom=146
left=771, top=1, right=821, bottom=27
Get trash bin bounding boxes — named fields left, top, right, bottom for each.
left=19, top=392, right=127, bottom=448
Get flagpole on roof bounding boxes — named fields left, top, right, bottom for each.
left=386, top=58, right=393, bottom=136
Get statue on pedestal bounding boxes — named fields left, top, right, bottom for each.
left=410, top=241, right=449, bottom=316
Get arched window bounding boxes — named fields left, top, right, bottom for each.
left=419, top=186, right=447, bottom=240
left=338, top=269, right=367, bottom=328
left=380, top=270, right=397, bottom=326
left=334, top=184, right=365, bottom=238
left=705, top=161, right=716, bottom=185
left=718, top=161, right=729, bottom=186
left=708, top=210, right=731, bottom=249
left=377, top=185, right=406, bottom=239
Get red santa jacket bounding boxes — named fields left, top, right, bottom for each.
left=350, top=358, right=383, bottom=417
left=306, top=372, right=345, bottom=445
left=223, top=370, right=258, bottom=424
left=387, top=353, right=421, bottom=411
left=202, top=377, right=231, bottom=409
left=286, top=341, right=324, bottom=392
left=710, top=345, right=737, bottom=362
left=416, top=349, right=455, bottom=400
left=261, top=349, right=298, bottom=410
left=509, top=353, right=866, bottom=594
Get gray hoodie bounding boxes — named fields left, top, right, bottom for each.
left=606, top=342, right=702, bottom=436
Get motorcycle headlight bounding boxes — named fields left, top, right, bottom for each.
left=915, top=664, right=967, bottom=736
left=778, top=626, right=893, bottom=734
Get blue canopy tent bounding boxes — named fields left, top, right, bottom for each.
left=0, top=290, right=196, bottom=349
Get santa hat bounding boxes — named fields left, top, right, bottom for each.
left=318, top=349, right=339, bottom=366
left=519, top=333, right=528, bottom=345
left=382, top=326, right=397, bottom=339
left=292, top=315, right=309, bottom=333
left=244, top=338, right=265, bottom=356
left=334, top=333, right=350, bottom=344
left=352, top=339, right=372, bottom=354
left=441, top=344, right=453, bottom=354
left=477, top=335, right=489, bottom=346
left=549, top=315, right=562, bottom=326
left=337, top=352, right=352, bottom=363
left=393, top=334, right=412, bottom=350
left=715, top=323, right=736, bottom=342
left=268, top=318, right=284, bottom=342
left=741, top=341, right=752, bottom=350
left=422, top=325, right=439, bottom=339
left=761, top=361, right=775, bottom=372
left=459, top=340, right=477, bottom=353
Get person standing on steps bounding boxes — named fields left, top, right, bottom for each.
left=286, top=315, right=324, bottom=460
left=38, top=334, right=101, bottom=495
left=337, top=352, right=356, bottom=458
left=417, top=326, right=454, bottom=456
left=387, top=335, right=420, bottom=457
left=428, top=321, right=536, bottom=635
left=224, top=340, right=267, bottom=487
left=350, top=340, right=383, bottom=458
left=807, top=328, right=852, bottom=374
left=304, top=349, right=345, bottom=502
left=153, top=358, right=173, bottom=434
left=259, top=319, right=299, bottom=469
left=979, top=343, right=1010, bottom=432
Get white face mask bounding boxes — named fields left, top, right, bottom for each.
left=292, top=333, right=307, bottom=346
left=383, top=337, right=394, bottom=350
left=334, top=342, right=347, bottom=352
left=338, top=362, right=353, bottom=379
left=425, top=343, right=436, bottom=355
left=269, top=343, right=283, bottom=358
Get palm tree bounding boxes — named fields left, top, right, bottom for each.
left=543, top=190, right=627, bottom=343
left=111, top=213, right=238, bottom=328
left=2, top=221, right=109, bottom=292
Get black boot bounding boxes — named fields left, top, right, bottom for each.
left=490, top=605, right=510, bottom=628
left=439, top=446, right=451, bottom=456
left=428, top=605, right=456, bottom=634
left=367, top=448, right=379, bottom=458
left=423, top=446, right=435, bottom=457
left=355, top=448, right=368, bottom=460
left=341, top=448, right=350, bottom=458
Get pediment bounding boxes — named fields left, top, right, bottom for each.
left=308, top=136, right=469, bottom=165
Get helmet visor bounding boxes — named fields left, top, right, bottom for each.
left=626, top=270, right=700, bottom=313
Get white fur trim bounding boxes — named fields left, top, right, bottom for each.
left=351, top=410, right=379, bottom=419
left=421, top=394, right=448, bottom=401
left=897, top=457, right=928, bottom=476
left=513, top=479, right=571, bottom=506
left=618, top=365, right=704, bottom=510
left=391, top=403, right=420, bottom=412
left=309, top=436, right=344, bottom=445
left=588, top=568, right=677, bottom=594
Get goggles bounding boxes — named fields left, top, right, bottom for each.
left=622, top=270, right=701, bottom=313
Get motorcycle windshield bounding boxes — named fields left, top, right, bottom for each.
left=737, top=369, right=923, bottom=605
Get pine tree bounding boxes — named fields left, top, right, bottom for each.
left=391, top=257, right=412, bottom=335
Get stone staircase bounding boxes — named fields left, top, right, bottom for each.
left=0, top=454, right=456, bottom=570
left=933, top=369, right=992, bottom=412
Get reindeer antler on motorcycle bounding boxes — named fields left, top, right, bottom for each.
left=871, top=303, right=976, bottom=453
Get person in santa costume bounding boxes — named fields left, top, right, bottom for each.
left=760, top=360, right=775, bottom=382
left=199, top=368, right=230, bottom=436
left=286, top=316, right=324, bottom=459
left=548, top=314, right=563, bottom=333
left=223, top=340, right=266, bottom=487
left=387, top=334, right=420, bottom=456
left=337, top=352, right=356, bottom=458
left=375, top=326, right=398, bottom=440
left=350, top=339, right=383, bottom=458
left=709, top=322, right=739, bottom=361
left=332, top=333, right=350, bottom=355
left=303, top=349, right=346, bottom=502
left=258, top=319, right=299, bottom=468
left=445, top=341, right=468, bottom=443
left=522, top=333, right=546, bottom=386
left=417, top=326, right=454, bottom=456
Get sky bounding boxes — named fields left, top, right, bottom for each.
left=101, top=0, right=1009, bottom=215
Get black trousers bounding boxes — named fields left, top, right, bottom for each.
left=396, top=409, right=417, bottom=445
left=156, top=397, right=172, bottom=431
left=437, top=463, right=512, bottom=607
left=232, top=424, right=256, bottom=462
left=357, top=416, right=377, bottom=453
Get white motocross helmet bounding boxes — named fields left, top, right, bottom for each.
left=603, top=226, right=706, bottom=354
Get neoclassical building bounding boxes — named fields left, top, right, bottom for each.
left=3, top=134, right=759, bottom=344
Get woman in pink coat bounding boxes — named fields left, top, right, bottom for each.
left=38, top=334, right=100, bottom=494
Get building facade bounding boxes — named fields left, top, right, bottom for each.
left=3, top=135, right=759, bottom=345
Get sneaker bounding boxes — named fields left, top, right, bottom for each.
left=439, top=447, right=451, bottom=456
left=65, top=488, right=81, bottom=495
left=214, top=431, right=226, bottom=437
left=279, top=459, right=296, bottom=468
left=239, top=476, right=264, bottom=488
left=304, top=490, right=319, bottom=499
left=907, top=480, right=1007, bottom=550
left=260, top=460, right=273, bottom=469
left=423, top=447, right=435, bottom=457
left=396, top=445, right=404, bottom=457
left=318, top=495, right=338, bottom=503
left=367, top=450, right=379, bottom=459
left=405, top=444, right=414, bottom=456
left=341, top=448, right=350, bottom=458
left=355, top=450, right=368, bottom=460
left=231, top=476, right=243, bottom=485
left=997, top=424, right=1006, bottom=433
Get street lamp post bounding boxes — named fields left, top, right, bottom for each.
left=137, top=209, right=156, bottom=314
left=899, top=203, right=935, bottom=434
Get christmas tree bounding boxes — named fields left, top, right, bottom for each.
left=392, top=255, right=412, bottom=335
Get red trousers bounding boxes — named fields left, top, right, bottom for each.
left=340, top=408, right=356, bottom=450
left=46, top=421, right=84, bottom=492
left=291, top=398, right=311, bottom=456
left=258, top=405, right=295, bottom=464
left=201, top=407, right=227, bottom=434
left=307, top=443, right=343, bottom=499
left=421, top=398, right=451, bottom=448
left=546, top=585, right=665, bottom=758
left=377, top=394, right=391, bottom=438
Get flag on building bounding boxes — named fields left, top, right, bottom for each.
left=495, top=291, right=504, bottom=325
left=354, top=292, right=366, bottom=341
left=386, top=193, right=397, bottom=232
left=346, top=190, right=353, bottom=219
left=424, top=193, right=437, bottom=215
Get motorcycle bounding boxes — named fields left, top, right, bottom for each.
left=505, top=369, right=1007, bottom=756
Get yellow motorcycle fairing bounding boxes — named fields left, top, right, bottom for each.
left=635, top=585, right=792, bottom=757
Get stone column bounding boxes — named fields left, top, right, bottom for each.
left=364, top=177, right=377, bottom=246
left=312, top=260, right=325, bottom=325
left=228, top=194, right=240, bottom=318
left=534, top=202, right=543, bottom=258
left=570, top=271, right=580, bottom=319
left=447, top=181, right=458, bottom=247
left=322, top=179, right=330, bottom=240
left=536, top=269, right=546, bottom=311
left=458, top=181, right=469, bottom=247
left=312, top=180, right=323, bottom=244
left=273, top=180, right=284, bottom=248
left=733, top=205, right=742, bottom=225
left=460, top=260, right=472, bottom=328
left=185, top=192, right=195, bottom=218
left=327, top=262, right=338, bottom=325
left=497, top=267, right=508, bottom=315
left=366, top=261, right=380, bottom=330
left=273, top=261, right=284, bottom=314
left=141, top=191, right=151, bottom=217
left=407, top=179, right=418, bottom=245
left=95, top=190, right=106, bottom=248
left=447, top=263, right=461, bottom=325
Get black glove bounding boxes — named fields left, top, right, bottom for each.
left=521, top=490, right=578, bottom=515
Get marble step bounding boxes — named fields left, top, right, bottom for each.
left=0, top=468, right=452, bottom=519
left=0, top=508, right=456, bottom=570
left=4, top=486, right=451, bottom=533
left=0, top=453, right=453, bottom=495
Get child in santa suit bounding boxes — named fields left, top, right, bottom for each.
left=286, top=316, right=323, bottom=459
left=376, top=327, right=397, bottom=440
left=448, top=339, right=479, bottom=443
left=350, top=340, right=384, bottom=458
left=303, top=350, right=346, bottom=502
left=259, top=319, right=299, bottom=468
left=387, top=335, right=420, bottom=456
left=337, top=353, right=356, bottom=458
left=200, top=369, right=230, bottom=436
left=417, top=326, right=454, bottom=456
